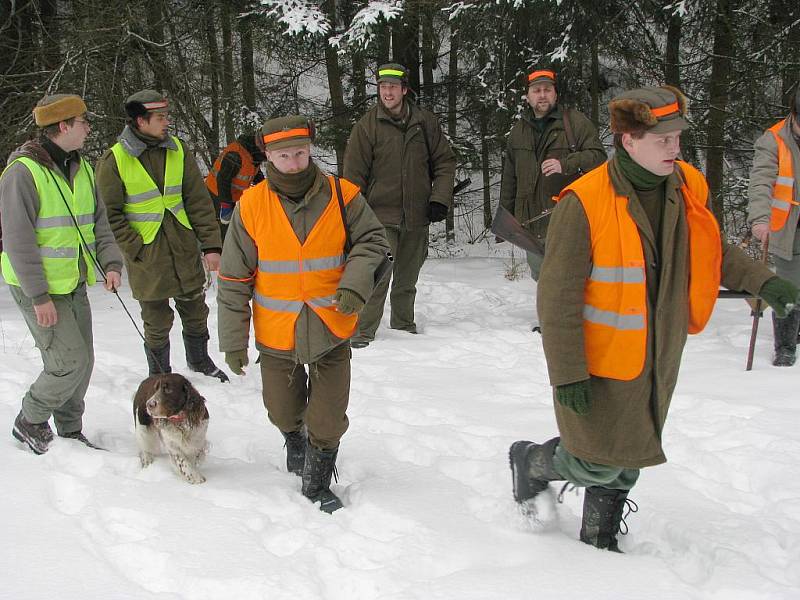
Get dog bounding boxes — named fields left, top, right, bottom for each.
left=133, top=373, right=209, bottom=484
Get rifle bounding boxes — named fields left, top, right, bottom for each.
left=490, top=205, right=550, bottom=256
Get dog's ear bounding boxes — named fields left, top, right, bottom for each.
left=183, top=380, right=208, bottom=420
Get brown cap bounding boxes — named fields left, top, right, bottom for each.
left=125, top=90, right=169, bottom=121
left=377, top=63, right=408, bottom=85
left=609, top=85, right=689, bottom=134
left=526, top=66, right=557, bottom=88
left=33, top=94, right=88, bottom=127
left=260, top=115, right=315, bottom=150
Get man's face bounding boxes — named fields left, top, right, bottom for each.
left=378, top=81, right=407, bottom=115
left=526, top=82, right=557, bottom=118
left=57, top=115, right=91, bottom=152
left=623, top=130, right=682, bottom=176
left=137, top=112, right=170, bottom=140
left=266, top=144, right=311, bottom=174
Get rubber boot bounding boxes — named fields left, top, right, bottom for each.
left=579, top=486, right=632, bottom=553
left=772, top=309, right=799, bottom=367
left=508, top=436, right=562, bottom=503
left=283, top=429, right=307, bottom=476
left=183, top=332, right=230, bottom=382
left=145, top=342, right=171, bottom=376
left=302, top=443, right=343, bottom=513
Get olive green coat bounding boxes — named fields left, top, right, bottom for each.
left=499, top=106, right=606, bottom=240
left=95, top=126, right=222, bottom=301
left=538, top=157, right=775, bottom=469
left=343, top=100, right=456, bottom=230
left=216, top=164, right=390, bottom=365
left=747, top=116, right=800, bottom=261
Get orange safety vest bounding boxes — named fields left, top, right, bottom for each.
left=558, top=160, right=722, bottom=381
left=766, top=119, right=798, bottom=232
left=205, top=141, right=259, bottom=202
left=237, top=176, right=360, bottom=351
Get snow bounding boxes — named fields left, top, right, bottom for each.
left=2, top=252, right=799, bottom=599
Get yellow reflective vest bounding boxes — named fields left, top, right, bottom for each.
left=1, top=157, right=98, bottom=294
left=110, top=136, right=192, bottom=244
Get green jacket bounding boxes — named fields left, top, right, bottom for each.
left=95, top=126, right=222, bottom=300
left=499, top=106, right=606, bottom=240
left=217, top=163, right=390, bottom=364
left=747, top=116, right=800, bottom=261
left=537, top=157, right=775, bottom=469
left=343, top=100, right=456, bottom=230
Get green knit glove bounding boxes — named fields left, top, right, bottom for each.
left=759, top=277, right=800, bottom=318
left=555, top=380, right=591, bottom=415
left=335, top=289, right=365, bottom=315
left=225, top=349, right=249, bottom=375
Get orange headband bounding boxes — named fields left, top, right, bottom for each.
left=262, top=127, right=311, bottom=145
left=528, top=70, right=555, bottom=82
left=650, top=101, right=679, bottom=118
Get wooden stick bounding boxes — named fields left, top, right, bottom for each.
left=745, top=237, right=770, bottom=371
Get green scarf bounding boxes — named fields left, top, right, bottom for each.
left=266, top=160, right=317, bottom=200
left=615, top=146, right=668, bottom=191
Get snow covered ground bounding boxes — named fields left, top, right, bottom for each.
left=1, top=252, right=799, bottom=600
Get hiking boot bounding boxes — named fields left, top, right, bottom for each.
left=302, top=443, right=343, bottom=513
left=351, top=340, right=370, bottom=349
left=145, top=342, right=172, bottom=376
left=283, top=429, right=306, bottom=475
left=60, top=431, right=106, bottom=451
left=183, top=333, right=230, bottom=382
left=772, top=309, right=799, bottom=367
left=12, top=411, right=52, bottom=454
left=579, top=486, right=637, bottom=553
left=509, top=436, right=562, bottom=503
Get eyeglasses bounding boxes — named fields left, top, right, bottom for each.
left=73, top=118, right=91, bottom=126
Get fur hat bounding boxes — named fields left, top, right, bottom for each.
left=260, top=115, right=315, bottom=151
left=377, top=63, right=409, bottom=85
left=125, top=90, right=169, bottom=121
left=609, top=85, right=689, bottom=134
left=526, top=66, right=557, bottom=89
left=33, top=94, right=88, bottom=127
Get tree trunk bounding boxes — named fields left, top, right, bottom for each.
left=393, top=1, right=420, bottom=94
left=145, top=0, right=170, bottom=93
left=323, top=0, right=348, bottom=174
left=446, top=27, right=458, bottom=243
left=204, top=6, right=220, bottom=157
left=421, top=3, right=435, bottom=108
left=664, top=12, right=681, bottom=86
left=238, top=1, right=256, bottom=111
left=40, top=0, right=61, bottom=72
left=220, top=0, right=236, bottom=143
left=590, top=40, right=600, bottom=126
left=705, top=0, right=735, bottom=227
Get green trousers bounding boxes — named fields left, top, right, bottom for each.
left=10, top=284, right=94, bottom=435
left=553, top=444, right=640, bottom=491
left=259, top=343, right=351, bottom=450
left=355, top=225, right=428, bottom=342
left=139, top=287, right=210, bottom=348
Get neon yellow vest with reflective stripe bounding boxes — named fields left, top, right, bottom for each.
left=1, top=157, right=97, bottom=293
left=110, top=136, right=191, bottom=244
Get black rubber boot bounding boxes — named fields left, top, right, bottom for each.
left=579, top=486, right=635, bottom=553
left=283, top=429, right=307, bottom=476
left=183, top=333, right=230, bottom=382
left=12, top=411, right=53, bottom=455
left=509, top=436, right=562, bottom=503
left=145, top=342, right=172, bottom=376
left=302, top=443, right=343, bottom=513
left=772, top=309, right=799, bottom=367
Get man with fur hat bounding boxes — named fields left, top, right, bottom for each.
left=1, top=94, right=123, bottom=454
left=205, top=131, right=266, bottom=240
left=95, top=90, right=228, bottom=381
left=217, top=116, right=389, bottom=513
left=343, top=63, right=455, bottom=348
left=498, top=66, right=606, bottom=282
left=509, top=86, right=799, bottom=551
left=747, top=86, right=800, bottom=366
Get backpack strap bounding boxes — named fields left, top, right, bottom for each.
left=333, top=176, right=353, bottom=255
left=561, top=107, right=577, bottom=153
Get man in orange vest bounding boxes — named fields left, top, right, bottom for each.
left=747, top=87, right=800, bottom=366
left=205, top=132, right=266, bottom=240
left=509, top=86, right=799, bottom=551
left=217, top=115, right=390, bottom=513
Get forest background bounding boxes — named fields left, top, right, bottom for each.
left=2, top=0, right=799, bottom=248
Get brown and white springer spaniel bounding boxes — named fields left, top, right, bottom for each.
left=134, top=374, right=209, bottom=484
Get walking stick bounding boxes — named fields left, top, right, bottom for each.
left=745, top=237, right=770, bottom=371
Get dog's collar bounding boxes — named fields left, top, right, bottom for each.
left=152, top=411, right=187, bottom=423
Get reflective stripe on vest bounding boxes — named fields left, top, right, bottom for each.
left=767, top=120, right=798, bottom=232
left=110, top=136, right=192, bottom=244
left=238, top=175, right=360, bottom=350
left=1, top=156, right=98, bottom=293
left=205, top=141, right=258, bottom=201
left=558, top=160, right=722, bottom=381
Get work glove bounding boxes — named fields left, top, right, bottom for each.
left=759, top=277, right=800, bottom=318
left=225, top=349, right=249, bottom=375
left=335, top=288, right=365, bottom=315
left=428, top=201, right=449, bottom=223
left=555, top=379, right=591, bottom=415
